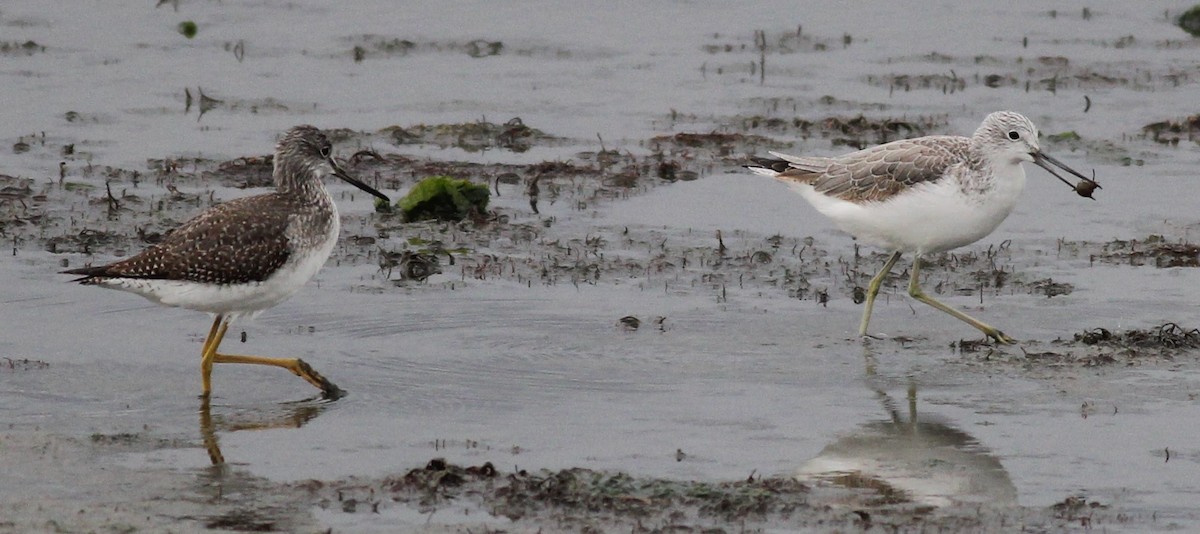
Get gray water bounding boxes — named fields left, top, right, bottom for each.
left=2, top=1, right=1199, bottom=531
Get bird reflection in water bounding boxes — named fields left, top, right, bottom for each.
left=796, top=351, right=1017, bottom=508
left=199, top=398, right=327, bottom=465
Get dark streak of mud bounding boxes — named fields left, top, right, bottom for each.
left=1, top=358, right=50, bottom=372
left=665, top=110, right=950, bottom=153
left=701, top=27, right=846, bottom=56
left=1142, top=113, right=1200, bottom=146
left=1073, top=323, right=1200, bottom=352
left=956, top=323, right=1200, bottom=368
left=0, top=40, right=45, bottom=55
left=865, top=50, right=1198, bottom=95
left=381, top=117, right=555, bottom=153
left=1063, top=234, right=1200, bottom=268
left=342, top=35, right=593, bottom=61
left=293, top=458, right=1106, bottom=533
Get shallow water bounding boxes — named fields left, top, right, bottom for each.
left=2, top=0, right=1200, bottom=531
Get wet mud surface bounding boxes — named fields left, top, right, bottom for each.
left=3, top=0, right=1200, bottom=532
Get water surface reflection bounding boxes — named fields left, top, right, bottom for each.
left=797, top=350, right=1017, bottom=507
left=199, top=397, right=328, bottom=465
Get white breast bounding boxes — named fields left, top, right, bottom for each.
left=98, top=202, right=341, bottom=321
left=789, top=163, right=1026, bottom=255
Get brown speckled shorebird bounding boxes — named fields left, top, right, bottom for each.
left=64, top=125, right=389, bottom=399
left=748, top=111, right=1095, bottom=344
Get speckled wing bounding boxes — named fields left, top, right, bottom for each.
left=771, top=136, right=970, bottom=203
left=65, top=194, right=295, bottom=285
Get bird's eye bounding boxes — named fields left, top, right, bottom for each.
left=319, top=143, right=332, bottom=158
left=1007, top=130, right=1020, bottom=141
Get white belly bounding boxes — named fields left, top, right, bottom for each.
left=789, top=171, right=1024, bottom=255
left=97, top=212, right=340, bottom=320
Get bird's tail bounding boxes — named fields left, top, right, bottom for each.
left=61, top=264, right=110, bottom=283
left=745, top=156, right=791, bottom=177
left=745, top=151, right=828, bottom=178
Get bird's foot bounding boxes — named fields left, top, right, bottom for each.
left=987, top=330, right=1017, bottom=345
left=859, top=332, right=888, bottom=343
left=295, top=359, right=345, bottom=400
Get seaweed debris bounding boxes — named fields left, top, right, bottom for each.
left=393, top=176, right=490, bottom=222
left=382, top=117, right=553, bottom=153
left=1086, top=235, right=1200, bottom=268
left=1073, top=323, right=1200, bottom=351
left=298, top=457, right=1118, bottom=532
left=1142, top=114, right=1200, bottom=146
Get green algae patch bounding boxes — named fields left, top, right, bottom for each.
left=395, top=176, right=489, bottom=222
left=1045, top=130, right=1081, bottom=143
left=177, top=21, right=198, bottom=39
left=1179, top=5, right=1200, bottom=37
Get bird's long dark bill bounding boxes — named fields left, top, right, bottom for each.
left=331, top=161, right=390, bottom=202
left=1032, top=151, right=1091, bottom=189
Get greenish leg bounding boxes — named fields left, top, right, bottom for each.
left=907, top=256, right=1015, bottom=344
left=858, top=250, right=904, bottom=338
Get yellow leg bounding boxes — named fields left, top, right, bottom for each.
left=200, top=315, right=225, bottom=398
left=908, top=256, right=1015, bottom=344
left=199, top=315, right=343, bottom=399
left=212, top=353, right=342, bottom=397
left=859, top=251, right=903, bottom=337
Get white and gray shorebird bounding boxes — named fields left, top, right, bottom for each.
left=64, top=125, right=390, bottom=398
left=748, top=111, right=1096, bottom=343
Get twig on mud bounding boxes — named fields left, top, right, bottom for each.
left=104, top=180, right=120, bottom=216
left=348, top=149, right=382, bottom=167
left=755, top=29, right=766, bottom=85
left=526, top=172, right=541, bottom=214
